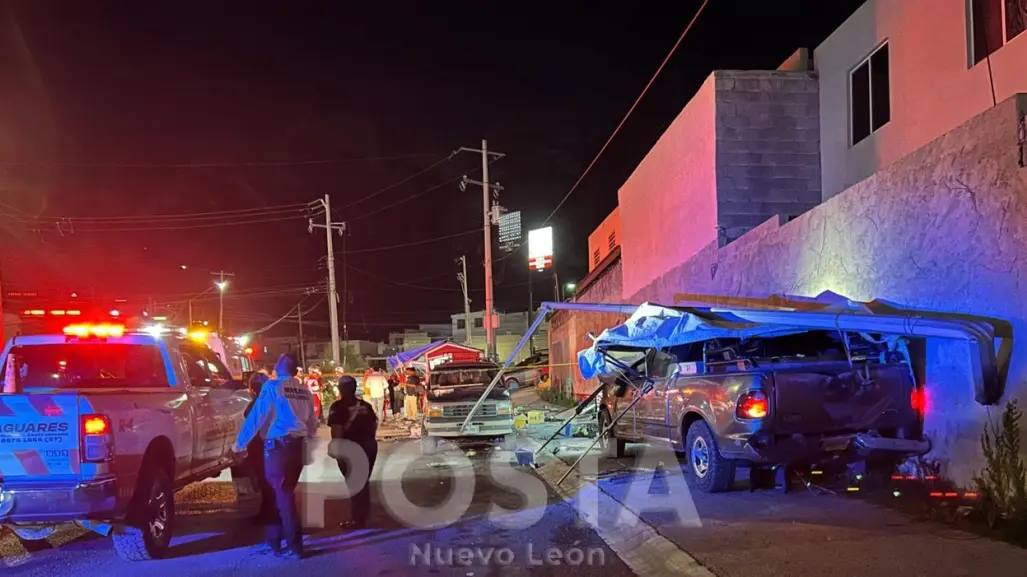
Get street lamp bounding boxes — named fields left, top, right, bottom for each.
left=562, top=282, right=577, bottom=301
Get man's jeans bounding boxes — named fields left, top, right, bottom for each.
left=370, top=396, right=384, bottom=420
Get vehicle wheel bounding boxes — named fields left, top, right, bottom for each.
left=685, top=420, right=735, bottom=493
left=112, top=459, right=175, bottom=561
left=598, top=408, right=625, bottom=458
left=420, top=434, right=439, bottom=456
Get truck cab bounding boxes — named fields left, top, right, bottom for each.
left=420, top=361, right=514, bottom=454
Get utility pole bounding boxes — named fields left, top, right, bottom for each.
left=210, top=270, right=234, bottom=335
left=527, top=273, right=535, bottom=355
left=455, top=141, right=504, bottom=361
left=553, top=270, right=560, bottom=302
left=308, top=195, right=346, bottom=366
left=297, top=300, right=306, bottom=369
left=457, top=256, right=473, bottom=346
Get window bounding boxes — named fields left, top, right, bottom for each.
left=971, top=0, right=1026, bottom=65
left=473, top=317, right=484, bottom=328
left=4, top=344, right=170, bottom=389
left=850, top=43, right=890, bottom=145
left=457, top=319, right=466, bottom=330
left=199, top=348, right=233, bottom=387
left=593, top=249, right=601, bottom=266
left=608, top=232, right=616, bottom=251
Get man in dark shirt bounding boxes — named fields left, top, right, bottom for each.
left=327, top=376, right=379, bottom=529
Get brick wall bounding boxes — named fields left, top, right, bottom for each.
left=626, top=94, right=1027, bottom=486
left=715, top=70, right=822, bottom=244
left=549, top=254, right=625, bottom=399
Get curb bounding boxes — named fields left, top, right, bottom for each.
left=523, top=436, right=716, bottom=577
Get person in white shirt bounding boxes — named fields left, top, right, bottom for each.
left=364, top=369, right=389, bottom=420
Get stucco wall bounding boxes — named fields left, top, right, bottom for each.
left=619, top=74, right=718, bottom=299
left=628, top=94, right=1027, bottom=486
left=817, top=0, right=1027, bottom=200
left=549, top=256, right=625, bottom=398
left=715, top=70, right=822, bottom=243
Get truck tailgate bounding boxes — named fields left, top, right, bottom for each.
left=0, top=394, right=81, bottom=478
left=771, top=363, right=915, bottom=436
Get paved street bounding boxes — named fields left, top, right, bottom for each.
left=6, top=387, right=1027, bottom=576
left=1, top=428, right=632, bottom=576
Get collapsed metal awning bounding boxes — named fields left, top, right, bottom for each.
left=460, top=296, right=1003, bottom=437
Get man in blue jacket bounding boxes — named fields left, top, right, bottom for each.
left=233, top=353, right=318, bottom=560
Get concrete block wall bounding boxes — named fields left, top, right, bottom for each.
left=715, top=70, right=822, bottom=244
left=549, top=257, right=625, bottom=398
left=627, top=94, right=1027, bottom=486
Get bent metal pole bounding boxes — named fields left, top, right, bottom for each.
left=459, top=300, right=641, bottom=434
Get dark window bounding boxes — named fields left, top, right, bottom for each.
left=457, top=319, right=466, bottom=330
left=972, top=0, right=1025, bottom=64
left=473, top=318, right=484, bottom=328
left=850, top=43, right=890, bottom=145
left=6, top=344, right=169, bottom=389
left=199, top=348, right=233, bottom=388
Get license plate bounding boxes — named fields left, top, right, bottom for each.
left=822, top=438, right=850, bottom=452
left=463, top=424, right=480, bottom=434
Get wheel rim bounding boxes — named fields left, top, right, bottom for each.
left=147, top=483, right=170, bottom=544
left=692, top=436, right=710, bottom=478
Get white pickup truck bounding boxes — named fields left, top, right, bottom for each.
left=0, top=323, right=252, bottom=560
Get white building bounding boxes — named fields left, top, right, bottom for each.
left=816, top=0, right=1027, bottom=199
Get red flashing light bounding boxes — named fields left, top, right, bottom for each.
left=82, top=415, right=110, bottom=436
left=737, top=390, right=769, bottom=419
left=63, top=323, right=125, bottom=338
left=244, top=347, right=254, bottom=356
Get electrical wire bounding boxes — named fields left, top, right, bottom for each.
left=5, top=212, right=316, bottom=232
left=539, top=0, right=710, bottom=227
left=0, top=202, right=320, bottom=226
left=346, top=264, right=464, bottom=292
left=342, top=227, right=482, bottom=254
left=347, top=157, right=494, bottom=222
left=336, top=154, right=455, bottom=211
left=0, top=153, right=435, bottom=169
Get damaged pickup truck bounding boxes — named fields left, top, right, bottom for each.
left=578, top=299, right=1000, bottom=493
left=420, top=361, right=514, bottom=454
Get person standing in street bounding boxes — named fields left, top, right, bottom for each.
left=328, top=376, right=379, bottom=529
left=386, top=374, right=399, bottom=419
left=240, top=372, right=275, bottom=525
left=403, top=366, right=422, bottom=420
left=233, top=353, right=318, bottom=560
left=365, top=369, right=388, bottom=420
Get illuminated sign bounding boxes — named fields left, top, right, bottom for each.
left=527, top=227, right=553, bottom=270
left=498, top=210, right=522, bottom=252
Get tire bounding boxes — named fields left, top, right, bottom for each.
left=685, top=420, right=735, bottom=493
left=112, top=459, right=175, bottom=561
left=598, top=408, right=625, bottom=458
left=505, top=378, right=520, bottom=391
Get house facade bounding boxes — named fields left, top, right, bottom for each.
left=551, top=0, right=1027, bottom=485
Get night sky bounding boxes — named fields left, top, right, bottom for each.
left=0, top=0, right=865, bottom=339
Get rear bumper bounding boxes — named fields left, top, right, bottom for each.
left=741, top=432, right=931, bottom=465
left=0, top=476, right=118, bottom=524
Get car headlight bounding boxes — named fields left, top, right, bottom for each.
left=495, top=400, right=512, bottom=415
left=427, top=403, right=443, bottom=418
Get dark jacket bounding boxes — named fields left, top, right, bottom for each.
left=328, top=397, right=379, bottom=448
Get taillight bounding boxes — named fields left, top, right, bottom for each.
left=911, top=387, right=926, bottom=417
left=80, top=414, right=114, bottom=463
left=737, top=390, right=769, bottom=419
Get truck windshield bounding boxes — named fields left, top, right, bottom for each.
left=431, top=368, right=498, bottom=387
left=5, top=344, right=169, bottom=389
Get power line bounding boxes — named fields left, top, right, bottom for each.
left=5, top=212, right=316, bottom=232
left=347, top=158, right=495, bottom=222
left=540, top=0, right=709, bottom=226
left=336, top=154, right=455, bottom=211
left=0, top=153, right=435, bottom=169
left=342, top=227, right=482, bottom=254
left=346, top=264, right=464, bottom=292
left=0, top=201, right=319, bottom=225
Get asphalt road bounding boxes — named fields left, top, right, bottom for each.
left=1, top=432, right=635, bottom=577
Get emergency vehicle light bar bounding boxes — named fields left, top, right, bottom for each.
left=63, top=323, right=125, bottom=338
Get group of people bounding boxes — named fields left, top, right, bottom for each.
left=361, top=366, right=424, bottom=421
left=233, top=353, right=380, bottom=561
